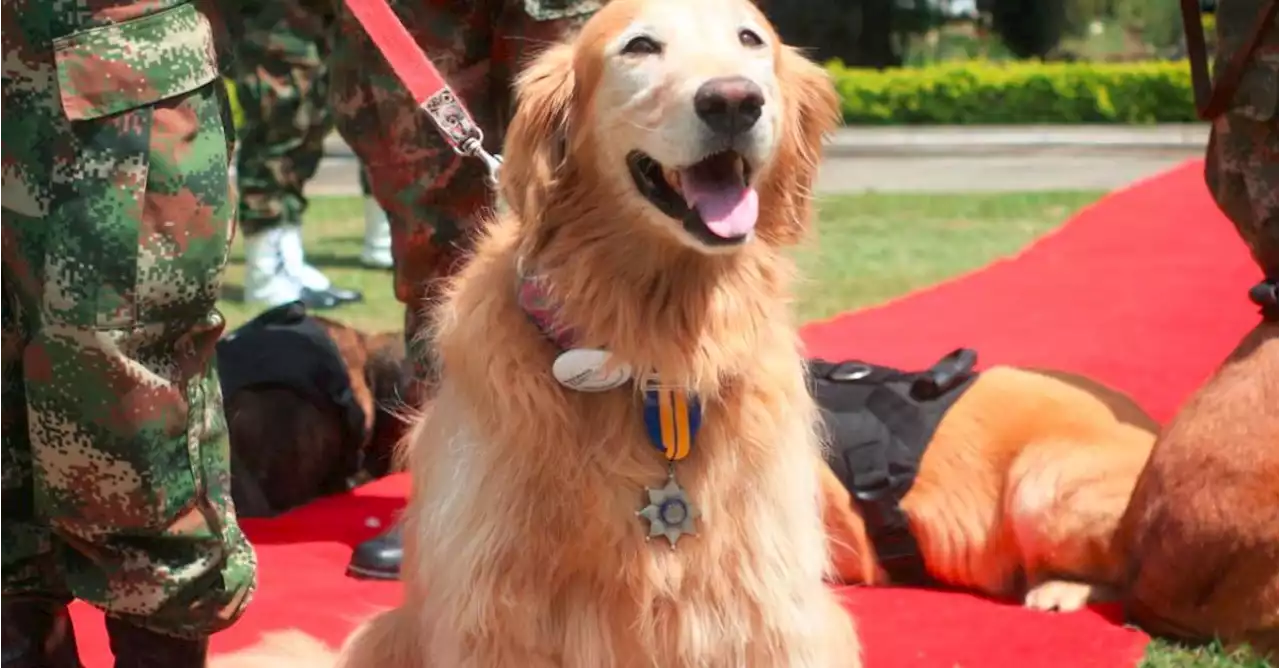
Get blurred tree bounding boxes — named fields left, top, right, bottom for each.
left=766, top=0, right=946, bottom=68
left=987, top=0, right=1068, bottom=58
left=1062, top=0, right=1115, bottom=36
left=1115, top=0, right=1185, bottom=55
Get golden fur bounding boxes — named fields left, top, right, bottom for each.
left=1118, top=322, right=1279, bottom=658
left=819, top=366, right=1161, bottom=611
left=216, top=0, right=858, bottom=666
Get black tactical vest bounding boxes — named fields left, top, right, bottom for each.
left=809, top=348, right=980, bottom=585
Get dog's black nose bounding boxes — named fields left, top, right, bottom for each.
left=694, top=76, right=764, bottom=136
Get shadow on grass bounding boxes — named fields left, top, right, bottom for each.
left=221, top=283, right=246, bottom=303
left=297, top=252, right=383, bottom=271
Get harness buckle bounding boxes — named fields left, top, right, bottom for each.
left=852, top=479, right=905, bottom=531
left=911, top=348, right=978, bottom=400
left=1249, top=277, right=1278, bottom=322
left=828, top=361, right=874, bottom=383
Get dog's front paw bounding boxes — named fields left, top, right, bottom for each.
left=1023, top=580, right=1107, bottom=613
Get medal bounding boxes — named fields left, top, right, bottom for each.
left=637, top=470, right=700, bottom=548
left=638, top=381, right=702, bottom=547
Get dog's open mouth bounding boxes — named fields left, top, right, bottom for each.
left=627, top=150, right=759, bottom=246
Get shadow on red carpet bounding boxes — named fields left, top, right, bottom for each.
left=67, top=160, right=1260, bottom=667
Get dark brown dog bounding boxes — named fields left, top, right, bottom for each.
left=1118, top=321, right=1279, bottom=659
left=225, top=316, right=415, bottom=519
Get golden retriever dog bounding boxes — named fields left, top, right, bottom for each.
left=218, top=0, right=858, bottom=666
left=1117, top=321, right=1278, bottom=658
left=816, top=366, right=1161, bottom=611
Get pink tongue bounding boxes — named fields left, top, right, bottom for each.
left=679, top=173, right=759, bottom=238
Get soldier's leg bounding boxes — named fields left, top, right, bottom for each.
left=3, top=189, right=83, bottom=668
left=30, top=78, right=256, bottom=655
left=330, top=0, right=498, bottom=386
left=360, top=167, right=395, bottom=270
left=234, top=0, right=357, bottom=310
left=329, top=0, right=497, bottom=581
left=330, top=0, right=598, bottom=581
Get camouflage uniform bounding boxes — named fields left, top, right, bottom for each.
left=330, top=0, right=603, bottom=581
left=234, top=0, right=373, bottom=236
left=328, top=0, right=602, bottom=378
left=1204, top=0, right=1278, bottom=279
left=1, top=0, right=256, bottom=649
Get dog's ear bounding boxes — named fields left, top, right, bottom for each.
left=500, top=41, right=578, bottom=231
left=759, top=46, right=842, bottom=246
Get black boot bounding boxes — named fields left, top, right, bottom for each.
left=347, top=524, right=402, bottom=580
left=1, top=599, right=82, bottom=668
left=105, top=616, right=207, bottom=668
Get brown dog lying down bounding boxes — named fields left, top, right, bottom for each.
left=1118, top=320, right=1278, bottom=659
left=219, top=303, right=414, bottom=518
left=815, top=357, right=1160, bottom=612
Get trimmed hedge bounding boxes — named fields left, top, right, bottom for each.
left=225, top=61, right=1196, bottom=129
left=827, top=60, right=1196, bottom=125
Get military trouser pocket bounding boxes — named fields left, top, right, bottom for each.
left=49, top=4, right=234, bottom=330
left=522, top=0, right=603, bottom=21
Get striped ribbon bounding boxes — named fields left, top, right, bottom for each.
left=642, top=384, right=701, bottom=462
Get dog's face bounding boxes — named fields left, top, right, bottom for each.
left=594, top=0, right=780, bottom=251
left=502, top=0, right=840, bottom=254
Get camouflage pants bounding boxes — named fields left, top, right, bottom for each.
left=1, top=3, right=256, bottom=638
left=1204, top=0, right=1279, bottom=279
left=234, top=0, right=373, bottom=237
left=328, top=0, right=601, bottom=379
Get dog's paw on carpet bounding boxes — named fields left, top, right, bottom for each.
left=1025, top=580, right=1115, bottom=613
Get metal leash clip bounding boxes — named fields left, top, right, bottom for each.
left=458, top=135, right=503, bottom=188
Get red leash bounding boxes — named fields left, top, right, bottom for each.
left=343, top=0, right=502, bottom=182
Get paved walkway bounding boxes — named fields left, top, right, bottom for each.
left=305, top=124, right=1208, bottom=196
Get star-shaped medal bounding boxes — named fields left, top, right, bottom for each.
left=637, top=477, right=699, bottom=548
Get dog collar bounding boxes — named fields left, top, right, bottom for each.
left=1249, top=276, right=1277, bottom=323
left=515, top=266, right=702, bottom=546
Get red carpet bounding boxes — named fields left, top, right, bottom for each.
left=68, top=160, right=1261, bottom=666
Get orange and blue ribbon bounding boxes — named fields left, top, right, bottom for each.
left=642, top=383, right=701, bottom=462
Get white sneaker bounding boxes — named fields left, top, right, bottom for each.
left=360, top=196, right=394, bottom=269
left=243, top=228, right=305, bottom=307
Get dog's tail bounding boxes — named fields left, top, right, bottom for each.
left=208, top=630, right=338, bottom=668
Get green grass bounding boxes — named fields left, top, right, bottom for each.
left=1141, top=639, right=1276, bottom=668
left=219, top=191, right=1104, bottom=332
left=790, top=191, right=1099, bottom=323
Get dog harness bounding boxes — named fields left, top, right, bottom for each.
left=809, top=348, right=980, bottom=586
left=217, top=302, right=368, bottom=461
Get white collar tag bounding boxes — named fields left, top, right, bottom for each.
left=552, top=348, right=633, bottom=392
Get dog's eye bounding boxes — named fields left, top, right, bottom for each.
left=622, top=35, right=663, bottom=56
left=738, top=28, right=764, bottom=48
